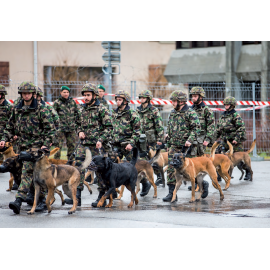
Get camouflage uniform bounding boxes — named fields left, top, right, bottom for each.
left=189, top=87, right=215, bottom=157
left=1, top=82, right=56, bottom=201
left=53, top=94, right=80, bottom=159
left=97, top=84, right=109, bottom=110
left=166, top=91, right=201, bottom=185
left=216, top=97, right=246, bottom=152
left=13, top=97, right=22, bottom=107
left=111, top=90, right=141, bottom=161
left=76, top=83, right=113, bottom=191
left=137, top=90, right=164, bottom=156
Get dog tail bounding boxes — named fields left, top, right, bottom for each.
left=246, top=139, right=256, bottom=154
left=148, top=149, right=161, bottom=165
left=130, top=147, right=139, bottom=166
left=210, top=141, right=220, bottom=161
left=224, top=139, right=234, bottom=158
left=50, top=147, right=60, bottom=157
left=78, top=148, right=92, bottom=171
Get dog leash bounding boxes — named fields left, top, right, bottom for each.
left=68, top=140, right=82, bottom=162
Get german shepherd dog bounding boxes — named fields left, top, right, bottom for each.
left=89, top=147, right=139, bottom=208
left=19, top=147, right=92, bottom=214
left=170, top=142, right=224, bottom=203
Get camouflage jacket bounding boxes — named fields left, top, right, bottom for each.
left=77, top=99, right=113, bottom=145
left=1, top=98, right=56, bottom=149
left=53, top=96, right=80, bottom=132
left=167, top=104, right=201, bottom=148
left=136, top=103, right=164, bottom=142
left=0, top=100, right=13, bottom=136
left=98, top=97, right=109, bottom=110
left=111, top=105, right=141, bottom=145
left=41, top=100, right=60, bottom=131
left=190, top=102, right=215, bottom=144
left=13, top=97, right=22, bottom=107
left=216, top=109, right=246, bottom=143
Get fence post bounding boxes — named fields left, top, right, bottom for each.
left=252, top=82, right=257, bottom=157
left=134, top=81, right=136, bottom=110
left=33, top=41, right=38, bottom=87
left=130, top=81, right=133, bottom=107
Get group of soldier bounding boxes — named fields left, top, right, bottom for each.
left=0, top=81, right=247, bottom=214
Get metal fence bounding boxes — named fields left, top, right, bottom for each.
left=1, top=80, right=270, bottom=154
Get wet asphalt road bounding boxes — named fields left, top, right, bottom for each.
left=0, top=161, right=269, bottom=228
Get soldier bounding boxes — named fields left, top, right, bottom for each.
left=97, top=84, right=109, bottom=110
left=53, top=86, right=80, bottom=159
left=215, top=96, right=249, bottom=179
left=63, top=83, right=113, bottom=208
left=163, top=90, right=202, bottom=202
left=137, top=89, right=164, bottom=195
left=110, top=90, right=141, bottom=163
left=187, top=86, right=215, bottom=191
left=0, top=82, right=56, bottom=214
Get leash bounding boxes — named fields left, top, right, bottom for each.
left=68, top=140, right=82, bottom=162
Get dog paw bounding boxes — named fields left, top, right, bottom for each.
left=62, top=201, right=65, bottom=206
left=189, top=199, right=195, bottom=203
left=220, top=195, right=224, bottom=200
left=195, top=198, right=201, bottom=202
left=6, top=189, right=11, bottom=192
left=89, top=190, right=92, bottom=194
left=115, top=197, right=121, bottom=200
left=127, top=203, right=133, bottom=208
left=68, top=211, right=74, bottom=214
left=27, top=211, right=34, bottom=215
left=153, top=195, right=157, bottom=198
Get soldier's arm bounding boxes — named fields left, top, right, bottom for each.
left=187, top=110, right=201, bottom=143
left=215, top=119, right=222, bottom=140
left=130, top=111, right=141, bottom=145
left=234, top=113, right=246, bottom=142
left=166, top=113, right=173, bottom=148
left=205, top=107, right=216, bottom=144
left=40, top=107, right=56, bottom=148
left=1, top=110, right=16, bottom=142
left=73, top=101, right=81, bottom=130
left=153, top=108, right=164, bottom=142
left=98, top=107, right=113, bottom=143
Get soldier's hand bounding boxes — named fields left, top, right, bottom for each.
left=203, top=141, right=209, bottom=146
left=13, top=136, right=18, bottom=141
left=157, top=142, right=162, bottom=145
left=125, top=144, right=133, bottom=151
left=96, top=141, right=102, bottom=149
left=41, top=146, right=47, bottom=149
left=0, top=141, right=5, bottom=148
left=185, top=141, right=191, bottom=147
left=232, top=140, right=237, bottom=144
left=79, top=132, right=85, bottom=139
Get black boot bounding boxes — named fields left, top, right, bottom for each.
left=11, top=183, right=19, bottom=190
left=217, top=172, right=222, bottom=182
left=64, top=189, right=82, bottom=206
left=188, top=183, right=198, bottom=191
left=140, top=179, right=151, bottom=197
left=92, top=191, right=107, bottom=207
left=155, top=173, right=163, bottom=186
left=9, top=197, right=23, bottom=214
left=35, top=197, right=48, bottom=212
left=201, top=180, right=209, bottom=199
left=26, top=187, right=35, bottom=206
left=244, top=170, right=251, bottom=181
left=162, top=184, right=177, bottom=202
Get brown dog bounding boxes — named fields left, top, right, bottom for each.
left=226, top=139, right=256, bottom=181
left=25, top=148, right=92, bottom=215
left=171, top=142, right=224, bottom=203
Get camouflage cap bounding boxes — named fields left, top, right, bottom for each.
left=190, top=86, right=205, bottom=98
left=169, top=90, right=187, bottom=102
left=37, top=87, right=44, bottom=97
left=0, top=84, right=7, bottom=95
left=18, top=82, right=36, bottom=93
left=223, top=96, right=237, bottom=106
left=138, top=90, right=153, bottom=100
left=115, top=90, right=131, bottom=102
left=97, top=84, right=106, bottom=91
left=81, top=83, right=99, bottom=96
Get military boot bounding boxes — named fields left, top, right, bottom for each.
left=140, top=179, right=151, bottom=197
left=26, top=187, right=35, bottom=206
left=244, top=170, right=252, bottom=181
left=201, top=180, right=209, bottom=199
left=155, top=173, right=163, bottom=186
left=162, top=184, right=177, bottom=202
left=11, top=183, right=18, bottom=190
left=188, top=183, right=198, bottom=191
left=64, top=188, right=82, bottom=206
left=9, top=197, right=23, bottom=214
left=92, top=191, right=107, bottom=207
left=35, top=197, right=48, bottom=212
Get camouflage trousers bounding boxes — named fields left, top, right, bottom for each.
left=221, top=141, right=244, bottom=152
left=167, top=146, right=183, bottom=185
left=54, top=131, right=77, bottom=159
left=16, top=161, right=46, bottom=201
left=76, top=145, right=108, bottom=191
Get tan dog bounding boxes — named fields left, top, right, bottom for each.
left=171, top=142, right=224, bottom=203
left=26, top=148, right=92, bottom=215
left=226, top=139, right=256, bottom=181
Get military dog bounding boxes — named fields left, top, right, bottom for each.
left=89, top=147, right=139, bottom=208
left=170, top=142, right=224, bottom=203
left=19, top=147, right=92, bottom=215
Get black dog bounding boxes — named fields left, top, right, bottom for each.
left=0, top=156, right=22, bottom=190
left=89, top=147, right=139, bottom=208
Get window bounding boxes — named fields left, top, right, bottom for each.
left=176, top=41, right=225, bottom=49
left=0, top=62, right=9, bottom=86
left=242, top=41, right=261, bottom=45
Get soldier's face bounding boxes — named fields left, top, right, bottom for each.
left=33, top=93, right=37, bottom=99
left=191, top=94, right=199, bottom=103
left=172, top=100, right=178, bottom=108
left=37, top=95, right=42, bottom=102
left=61, top=90, right=70, bottom=99
left=22, top=92, right=33, bottom=102
left=116, top=97, right=124, bottom=107
left=225, top=105, right=230, bottom=110
left=139, top=97, right=147, bottom=104
left=84, top=92, right=93, bottom=103
left=98, top=89, right=105, bottom=98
